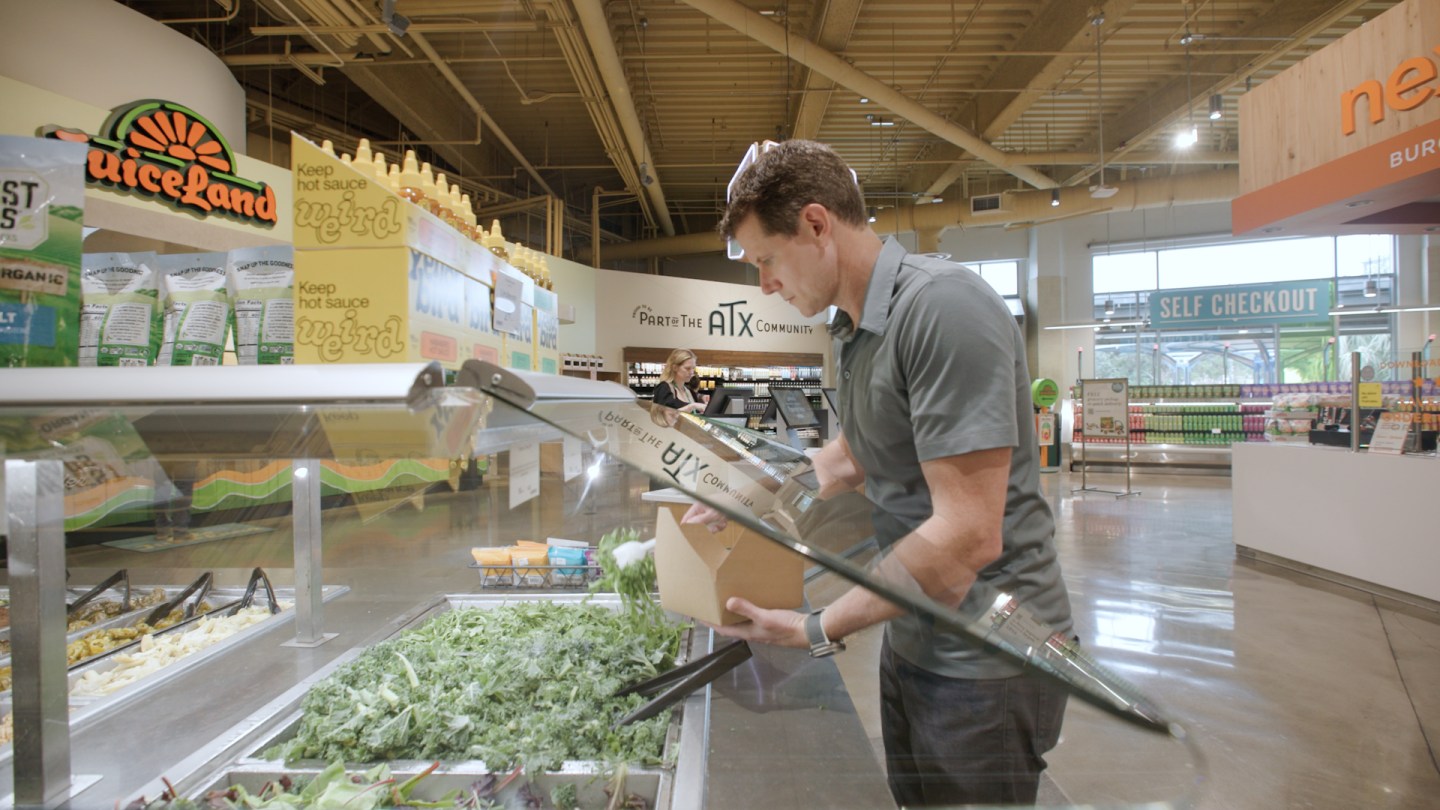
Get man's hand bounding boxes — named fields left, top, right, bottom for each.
left=708, top=597, right=807, bottom=648
left=681, top=502, right=728, bottom=532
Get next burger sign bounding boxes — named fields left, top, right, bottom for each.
left=632, top=300, right=818, bottom=338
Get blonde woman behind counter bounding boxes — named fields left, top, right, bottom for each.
left=651, top=349, right=710, bottom=414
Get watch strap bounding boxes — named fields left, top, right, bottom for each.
left=805, top=608, right=845, bottom=657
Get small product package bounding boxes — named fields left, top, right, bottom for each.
left=226, top=245, right=294, bottom=364
left=155, top=252, right=229, bottom=366
left=0, top=135, right=87, bottom=367
left=471, top=547, right=514, bottom=587
left=80, top=251, right=161, bottom=366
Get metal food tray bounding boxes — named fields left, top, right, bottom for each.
left=130, top=593, right=708, bottom=810
left=0, top=585, right=350, bottom=767
left=0, top=584, right=197, bottom=665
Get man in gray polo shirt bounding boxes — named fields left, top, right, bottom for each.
left=703, top=140, right=1074, bottom=807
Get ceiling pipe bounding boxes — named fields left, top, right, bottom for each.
left=678, top=0, right=1057, bottom=190
left=405, top=29, right=556, bottom=197
left=601, top=168, right=1237, bottom=262
left=571, top=0, right=676, bottom=236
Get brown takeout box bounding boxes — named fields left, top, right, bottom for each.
left=652, top=499, right=804, bottom=626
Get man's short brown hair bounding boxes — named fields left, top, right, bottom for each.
left=718, top=140, right=866, bottom=240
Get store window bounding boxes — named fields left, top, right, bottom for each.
left=963, top=260, right=1019, bottom=298
left=1090, top=235, right=1397, bottom=384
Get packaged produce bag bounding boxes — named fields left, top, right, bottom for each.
left=226, top=245, right=294, bottom=364
left=155, top=252, right=229, bottom=366
left=471, top=547, right=514, bottom=587
left=80, top=251, right=160, bottom=366
left=0, top=135, right=87, bottom=367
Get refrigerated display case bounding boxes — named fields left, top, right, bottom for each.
left=3, top=361, right=1200, bottom=809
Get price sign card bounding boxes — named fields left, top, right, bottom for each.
left=509, top=442, right=540, bottom=506
left=1367, top=412, right=1414, bottom=455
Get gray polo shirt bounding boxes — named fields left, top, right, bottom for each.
left=832, top=238, right=1072, bottom=679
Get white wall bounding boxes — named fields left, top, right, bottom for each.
left=591, top=267, right=831, bottom=365
left=0, top=0, right=245, bottom=147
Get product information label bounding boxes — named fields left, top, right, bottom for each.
left=0, top=303, right=56, bottom=346
left=0, top=170, right=50, bottom=250
left=509, top=443, right=540, bottom=507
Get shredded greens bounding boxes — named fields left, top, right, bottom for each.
left=268, top=602, right=683, bottom=774
left=590, top=528, right=663, bottom=627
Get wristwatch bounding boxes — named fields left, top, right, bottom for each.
left=804, top=609, right=846, bottom=658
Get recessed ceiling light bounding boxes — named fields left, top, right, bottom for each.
left=859, top=97, right=870, bottom=104
left=931, top=197, right=943, bottom=204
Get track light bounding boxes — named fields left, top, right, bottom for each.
left=1050, top=189, right=1061, bottom=207
left=1209, top=94, right=1223, bottom=120
left=1364, top=278, right=1378, bottom=298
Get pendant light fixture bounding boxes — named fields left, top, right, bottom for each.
left=1089, top=11, right=1118, bottom=199
left=1175, top=30, right=1198, bottom=148
left=1209, top=94, right=1223, bottom=120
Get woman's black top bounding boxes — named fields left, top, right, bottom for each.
left=651, top=381, right=693, bottom=410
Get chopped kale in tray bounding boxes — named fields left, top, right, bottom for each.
left=269, top=601, right=685, bottom=773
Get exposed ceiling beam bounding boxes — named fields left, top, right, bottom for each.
left=790, top=0, right=864, bottom=141
left=571, top=0, right=676, bottom=236
left=1065, top=0, right=1374, bottom=187
left=678, top=0, right=1058, bottom=190
left=914, top=0, right=1142, bottom=198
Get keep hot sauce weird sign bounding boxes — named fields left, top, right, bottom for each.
left=41, top=100, right=277, bottom=227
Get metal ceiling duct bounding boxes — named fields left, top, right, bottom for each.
left=600, top=169, right=1239, bottom=262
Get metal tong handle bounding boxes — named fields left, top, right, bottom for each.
left=143, top=571, right=213, bottom=626
left=66, top=569, right=131, bottom=616
left=614, top=639, right=752, bottom=727
left=232, top=567, right=281, bottom=616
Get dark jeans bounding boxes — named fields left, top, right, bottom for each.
left=879, top=637, right=1068, bottom=807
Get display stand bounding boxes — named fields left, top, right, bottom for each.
left=1072, top=378, right=1141, bottom=498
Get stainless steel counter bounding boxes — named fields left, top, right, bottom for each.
left=3, top=470, right=892, bottom=809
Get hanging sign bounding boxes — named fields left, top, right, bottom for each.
left=1149, top=280, right=1332, bottom=329
left=42, top=100, right=277, bottom=227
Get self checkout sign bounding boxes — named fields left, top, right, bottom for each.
left=0, top=171, right=47, bottom=249
left=41, top=100, right=277, bottom=227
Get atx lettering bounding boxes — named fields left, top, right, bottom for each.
left=710, top=300, right=755, bottom=337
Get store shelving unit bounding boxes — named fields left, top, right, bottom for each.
left=1071, top=385, right=1272, bottom=475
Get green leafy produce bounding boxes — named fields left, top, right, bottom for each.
left=590, top=528, right=663, bottom=627
left=125, top=760, right=463, bottom=809
left=269, top=602, right=683, bottom=774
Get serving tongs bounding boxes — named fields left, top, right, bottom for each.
left=142, top=571, right=214, bottom=626
left=227, top=567, right=281, bottom=616
left=613, top=639, right=752, bottom=727
left=67, top=569, right=131, bottom=617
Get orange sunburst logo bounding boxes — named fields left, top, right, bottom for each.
left=41, top=99, right=276, bottom=227
left=126, top=108, right=231, bottom=172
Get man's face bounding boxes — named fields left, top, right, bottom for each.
left=733, top=209, right=838, bottom=318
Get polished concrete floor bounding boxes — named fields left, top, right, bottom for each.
left=827, top=471, right=1440, bottom=809
left=45, top=466, right=1440, bottom=808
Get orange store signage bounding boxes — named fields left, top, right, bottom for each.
left=1341, top=46, right=1440, bottom=136
left=41, top=99, right=276, bottom=226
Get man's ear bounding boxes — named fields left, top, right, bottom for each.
left=799, top=202, right=830, bottom=241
